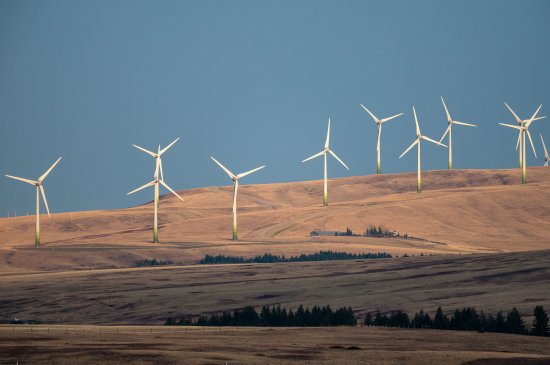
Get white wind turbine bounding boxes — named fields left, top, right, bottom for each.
left=210, top=157, right=265, bottom=240
left=499, top=105, right=543, bottom=184
left=128, top=143, right=183, bottom=243
left=302, top=118, right=349, bottom=206
left=132, top=138, right=180, bottom=195
left=504, top=103, right=545, bottom=169
left=540, top=133, right=549, bottom=167
left=438, top=97, right=477, bottom=170
left=399, top=107, right=447, bottom=193
left=360, top=104, right=404, bottom=174
left=5, top=157, right=62, bottom=247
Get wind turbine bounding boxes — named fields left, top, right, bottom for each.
left=302, top=118, right=350, bottom=206
left=360, top=104, right=404, bottom=174
left=504, top=103, right=545, bottom=169
left=541, top=133, right=549, bottom=166
left=132, top=138, right=179, bottom=203
left=128, top=144, right=183, bottom=243
left=499, top=105, right=543, bottom=184
left=5, top=157, right=62, bottom=247
left=399, top=107, right=447, bottom=193
left=210, top=157, right=265, bottom=240
left=438, top=97, right=477, bottom=170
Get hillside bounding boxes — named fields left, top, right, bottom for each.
left=0, top=168, right=549, bottom=271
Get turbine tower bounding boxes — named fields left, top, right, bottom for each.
left=128, top=143, right=183, bottom=243
left=5, top=157, right=62, bottom=247
left=541, top=133, right=549, bottom=167
left=210, top=157, right=265, bottom=240
left=399, top=107, right=447, bottom=193
left=438, top=97, right=477, bottom=170
left=302, top=118, right=350, bottom=206
left=504, top=103, right=545, bottom=169
left=499, top=105, right=543, bottom=184
left=360, top=104, right=403, bottom=174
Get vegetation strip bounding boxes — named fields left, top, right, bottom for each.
left=365, top=305, right=549, bottom=337
left=198, top=251, right=392, bottom=264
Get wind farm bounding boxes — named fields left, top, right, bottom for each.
left=1, top=1, right=550, bottom=364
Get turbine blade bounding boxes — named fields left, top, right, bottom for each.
left=155, top=158, right=160, bottom=179
left=302, top=150, right=325, bottom=163
left=453, top=121, right=477, bottom=127
left=160, top=137, right=180, bottom=155
left=422, top=135, right=447, bottom=147
left=159, top=158, right=164, bottom=181
left=133, top=144, right=157, bottom=158
left=127, top=180, right=155, bottom=195
left=328, top=150, right=350, bottom=170
left=439, top=124, right=452, bottom=143
left=413, top=106, right=420, bottom=136
left=498, top=123, right=522, bottom=130
left=38, top=157, right=62, bottom=182
left=441, top=97, right=452, bottom=122
left=325, top=118, right=331, bottom=149
left=439, top=125, right=451, bottom=143
left=380, top=113, right=404, bottom=124
left=237, top=165, right=266, bottom=179
left=504, top=102, right=523, bottom=124
left=540, top=133, right=549, bottom=158
left=399, top=139, right=419, bottom=159
left=533, top=116, right=546, bottom=122
left=39, top=185, right=50, bottom=218
left=5, top=175, right=37, bottom=185
left=516, top=131, right=521, bottom=150
left=360, top=104, right=380, bottom=123
left=210, top=156, right=236, bottom=179
left=159, top=180, right=184, bottom=202
left=526, top=130, right=537, bottom=158
left=526, top=104, right=543, bottom=127
left=376, top=125, right=381, bottom=152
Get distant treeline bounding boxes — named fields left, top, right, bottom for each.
left=198, top=251, right=392, bottom=265
left=135, top=258, right=172, bottom=267
left=165, top=305, right=357, bottom=327
left=366, top=305, right=549, bottom=337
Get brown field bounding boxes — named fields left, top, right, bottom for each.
left=0, top=168, right=549, bottom=272
left=0, top=168, right=549, bottom=363
left=1, top=325, right=550, bottom=365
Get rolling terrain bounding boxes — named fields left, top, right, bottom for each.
left=1, top=168, right=549, bottom=364
left=1, top=325, right=550, bottom=365
left=0, top=168, right=549, bottom=272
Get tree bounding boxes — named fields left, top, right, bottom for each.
left=532, top=306, right=549, bottom=337
left=434, top=307, right=449, bottom=330
left=506, top=307, right=526, bottom=334
left=364, top=312, right=373, bottom=326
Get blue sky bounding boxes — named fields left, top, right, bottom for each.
left=1, top=0, right=549, bottom=215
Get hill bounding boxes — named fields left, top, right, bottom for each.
left=0, top=168, right=549, bottom=271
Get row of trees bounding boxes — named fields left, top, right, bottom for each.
left=198, top=251, right=392, bottom=265
left=365, top=306, right=549, bottom=336
left=135, top=258, right=172, bottom=267
left=166, top=305, right=357, bottom=327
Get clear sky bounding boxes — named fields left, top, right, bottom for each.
left=1, top=0, right=549, bottom=215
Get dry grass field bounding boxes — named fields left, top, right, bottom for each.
left=0, top=168, right=549, bottom=272
left=1, top=250, right=549, bottom=325
left=0, top=168, right=549, bottom=364
left=1, top=325, right=550, bottom=365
